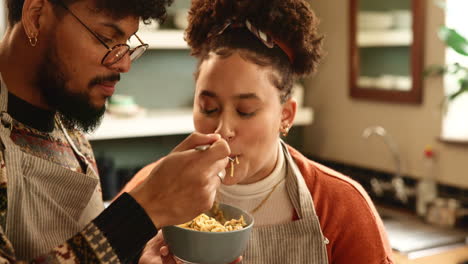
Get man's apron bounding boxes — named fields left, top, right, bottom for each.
left=0, top=81, right=104, bottom=260
left=242, top=142, right=329, bottom=263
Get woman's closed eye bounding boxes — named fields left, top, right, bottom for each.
left=200, top=107, right=219, bottom=115
left=237, top=110, right=256, bottom=117
left=236, top=105, right=258, bottom=118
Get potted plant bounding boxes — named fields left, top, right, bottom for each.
left=426, top=26, right=468, bottom=102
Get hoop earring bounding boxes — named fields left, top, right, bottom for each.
left=28, top=34, right=38, bottom=47
left=281, top=124, right=290, bottom=137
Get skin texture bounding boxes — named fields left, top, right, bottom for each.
left=0, top=0, right=232, bottom=260
left=138, top=53, right=295, bottom=264
left=193, top=52, right=296, bottom=185
left=3, top=0, right=134, bottom=109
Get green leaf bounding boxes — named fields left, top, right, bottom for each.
left=459, top=78, right=468, bottom=88
left=438, top=26, right=468, bottom=56
left=448, top=89, right=465, bottom=101
left=446, top=63, right=468, bottom=75
left=424, top=65, right=448, bottom=76
left=447, top=80, right=468, bottom=101
left=425, top=63, right=468, bottom=77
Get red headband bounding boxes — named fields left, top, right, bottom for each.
left=209, top=20, right=295, bottom=64
left=272, top=37, right=295, bottom=65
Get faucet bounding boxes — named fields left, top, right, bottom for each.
left=362, top=126, right=408, bottom=203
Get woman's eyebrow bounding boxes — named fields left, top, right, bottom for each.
left=199, top=91, right=260, bottom=100
left=235, top=93, right=260, bottom=100
left=200, top=90, right=217, bottom=98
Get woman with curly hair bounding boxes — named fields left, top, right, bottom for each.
left=123, top=0, right=394, bottom=263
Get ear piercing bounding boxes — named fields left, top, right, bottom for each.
left=28, top=32, right=38, bottom=47
left=281, top=124, right=290, bottom=137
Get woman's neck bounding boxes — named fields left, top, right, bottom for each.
left=239, top=141, right=281, bottom=185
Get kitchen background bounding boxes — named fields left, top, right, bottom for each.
left=307, top=0, right=467, bottom=190
left=2, top=0, right=468, bottom=262
left=88, top=0, right=468, bottom=207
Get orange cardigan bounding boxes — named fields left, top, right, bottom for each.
left=118, top=145, right=394, bottom=264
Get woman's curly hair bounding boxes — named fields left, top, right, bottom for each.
left=186, top=0, right=323, bottom=77
left=7, top=0, right=173, bottom=25
left=186, top=0, right=323, bottom=101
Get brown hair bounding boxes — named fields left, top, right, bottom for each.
left=186, top=0, right=323, bottom=101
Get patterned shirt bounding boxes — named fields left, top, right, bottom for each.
left=0, top=92, right=157, bottom=263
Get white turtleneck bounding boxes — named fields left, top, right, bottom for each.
left=217, top=141, right=294, bottom=227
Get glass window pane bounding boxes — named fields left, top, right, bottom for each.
left=441, top=0, right=468, bottom=140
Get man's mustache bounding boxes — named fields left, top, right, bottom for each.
left=89, top=74, right=120, bottom=87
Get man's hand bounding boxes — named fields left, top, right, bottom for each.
left=129, top=132, right=230, bottom=228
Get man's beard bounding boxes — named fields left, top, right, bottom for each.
left=36, top=49, right=119, bottom=133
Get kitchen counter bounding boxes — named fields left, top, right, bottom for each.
left=377, top=205, right=468, bottom=264
left=393, top=245, right=468, bottom=264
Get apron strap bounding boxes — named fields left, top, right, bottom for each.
left=0, top=76, right=7, bottom=113
left=281, top=140, right=316, bottom=219
left=244, top=142, right=330, bottom=264
left=0, top=77, right=13, bottom=143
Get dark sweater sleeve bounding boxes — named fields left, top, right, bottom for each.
left=92, top=192, right=158, bottom=263
left=0, top=190, right=157, bottom=263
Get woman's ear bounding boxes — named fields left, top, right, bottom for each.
left=22, top=0, right=46, bottom=42
left=280, top=98, right=297, bottom=136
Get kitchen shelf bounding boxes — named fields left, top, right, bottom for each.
left=87, top=107, right=314, bottom=141
left=358, top=29, right=412, bottom=47
left=139, top=30, right=188, bottom=49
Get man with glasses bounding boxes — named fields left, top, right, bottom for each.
left=0, top=0, right=232, bottom=263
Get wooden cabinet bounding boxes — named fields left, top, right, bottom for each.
left=349, top=0, right=425, bottom=103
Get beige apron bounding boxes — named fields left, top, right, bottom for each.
left=0, top=81, right=104, bottom=261
left=242, top=142, right=329, bottom=263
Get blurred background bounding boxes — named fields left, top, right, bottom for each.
left=2, top=0, right=468, bottom=263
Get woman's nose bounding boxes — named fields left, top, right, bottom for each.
left=215, top=118, right=235, bottom=142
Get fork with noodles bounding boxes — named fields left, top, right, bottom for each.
left=229, top=156, right=239, bottom=177
left=195, top=144, right=240, bottom=178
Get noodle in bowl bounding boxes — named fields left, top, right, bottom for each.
left=162, top=203, right=254, bottom=264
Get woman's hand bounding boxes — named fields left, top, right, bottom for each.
left=159, top=246, right=243, bottom=264
left=139, top=233, right=243, bottom=264
left=139, top=233, right=177, bottom=264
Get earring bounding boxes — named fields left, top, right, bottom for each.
left=28, top=33, right=38, bottom=47
left=281, top=124, right=290, bottom=137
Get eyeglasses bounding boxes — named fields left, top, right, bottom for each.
left=55, top=0, right=148, bottom=67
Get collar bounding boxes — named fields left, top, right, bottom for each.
left=7, top=92, right=56, bottom=133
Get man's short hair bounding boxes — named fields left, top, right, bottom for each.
left=7, top=0, right=173, bottom=25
